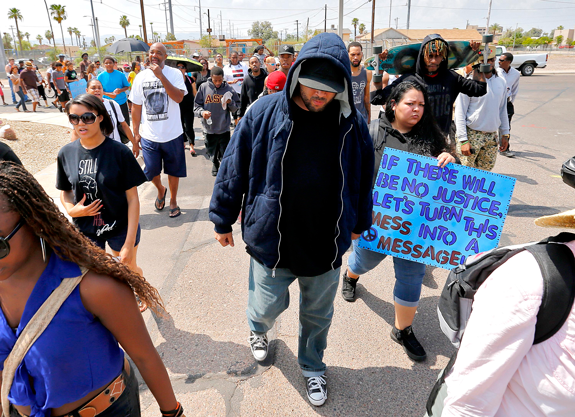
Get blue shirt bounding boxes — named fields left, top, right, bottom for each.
left=98, top=70, right=131, bottom=105
left=0, top=254, right=124, bottom=417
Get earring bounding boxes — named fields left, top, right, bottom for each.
left=40, top=237, right=46, bottom=263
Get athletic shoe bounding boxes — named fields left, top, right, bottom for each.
left=341, top=270, right=358, bottom=302
left=499, top=150, right=515, bottom=157
left=248, top=331, right=268, bottom=361
left=390, top=325, right=427, bottom=362
left=305, top=375, right=327, bottom=406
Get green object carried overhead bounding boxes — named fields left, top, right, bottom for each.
left=364, top=41, right=479, bottom=75
left=164, top=56, right=203, bottom=72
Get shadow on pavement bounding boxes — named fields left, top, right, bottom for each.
left=272, top=338, right=448, bottom=416
left=139, top=207, right=209, bottom=230
left=513, top=150, right=556, bottom=160
left=507, top=204, right=561, bottom=218
left=152, top=313, right=256, bottom=381
left=500, top=173, right=538, bottom=185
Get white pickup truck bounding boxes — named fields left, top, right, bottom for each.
left=496, top=46, right=548, bottom=76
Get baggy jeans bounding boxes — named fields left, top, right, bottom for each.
left=246, top=257, right=340, bottom=377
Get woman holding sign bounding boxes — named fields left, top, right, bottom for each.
left=341, top=80, right=456, bottom=362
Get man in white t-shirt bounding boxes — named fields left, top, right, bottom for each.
left=129, top=42, right=187, bottom=219
left=223, top=51, right=246, bottom=125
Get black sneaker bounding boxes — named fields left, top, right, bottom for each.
left=248, top=331, right=268, bottom=361
left=305, top=375, right=327, bottom=406
left=341, top=271, right=358, bottom=302
left=390, top=325, right=427, bottom=362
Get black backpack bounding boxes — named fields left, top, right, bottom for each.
left=426, top=232, right=575, bottom=416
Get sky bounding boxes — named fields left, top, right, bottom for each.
left=2, top=0, right=574, bottom=47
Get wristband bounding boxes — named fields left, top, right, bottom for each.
left=459, top=140, right=469, bottom=144
left=161, top=401, right=185, bottom=417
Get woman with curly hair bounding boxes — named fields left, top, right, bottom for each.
left=0, top=161, right=185, bottom=416
left=340, top=79, right=457, bottom=362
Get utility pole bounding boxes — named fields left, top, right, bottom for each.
left=89, top=0, right=101, bottom=58
left=406, top=0, right=411, bottom=30
left=150, top=22, right=154, bottom=42
left=324, top=4, right=327, bottom=32
left=207, top=9, right=211, bottom=48
left=395, top=17, right=399, bottom=29
left=220, top=12, right=223, bottom=39
left=0, top=22, right=7, bottom=76
left=338, top=0, right=343, bottom=38
left=44, top=0, right=56, bottom=50
left=139, top=25, right=143, bottom=38
left=389, top=0, right=392, bottom=28
left=195, top=0, right=202, bottom=39
left=306, top=18, right=309, bottom=41
left=371, top=0, right=376, bottom=44
left=162, top=1, right=169, bottom=36
left=9, top=26, right=17, bottom=54
left=139, top=0, right=148, bottom=43
left=168, top=0, right=174, bottom=35
left=295, top=20, right=299, bottom=41
left=485, top=0, right=493, bottom=32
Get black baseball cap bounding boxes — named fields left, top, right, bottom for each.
left=279, top=44, right=294, bottom=55
left=298, top=59, right=345, bottom=93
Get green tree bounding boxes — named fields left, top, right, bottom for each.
left=50, top=4, right=68, bottom=57
left=74, top=28, right=81, bottom=46
left=248, top=21, right=278, bottom=43
left=557, top=25, right=564, bottom=30
left=538, top=36, right=552, bottom=48
left=21, top=40, right=31, bottom=51
left=47, top=47, right=62, bottom=61
left=524, top=28, right=543, bottom=38
left=199, top=34, right=213, bottom=48
left=351, top=18, right=359, bottom=39
left=488, top=23, right=503, bottom=35
left=45, top=30, right=53, bottom=45
left=7, top=8, right=24, bottom=52
left=23, top=32, right=30, bottom=43
left=119, top=15, right=130, bottom=38
left=67, top=26, right=74, bottom=45
left=556, top=35, right=564, bottom=45
left=36, top=34, right=43, bottom=45
left=165, top=32, right=176, bottom=41
left=359, top=23, right=366, bottom=35
left=566, top=38, right=573, bottom=46
left=2, top=32, right=13, bottom=50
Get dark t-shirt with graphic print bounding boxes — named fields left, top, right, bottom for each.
left=56, top=137, right=147, bottom=240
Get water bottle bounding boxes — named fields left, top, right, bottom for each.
left=207, top=116, right=213, bottom=125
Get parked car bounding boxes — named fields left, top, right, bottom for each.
left=496, top=46, right=548, bottom=76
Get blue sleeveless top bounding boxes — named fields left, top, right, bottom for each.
left=0, top=255, right=124, bottom=417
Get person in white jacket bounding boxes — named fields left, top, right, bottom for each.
left=454, top=49, right=509, bottom=171
left=440, top=205, right=575, bottom=417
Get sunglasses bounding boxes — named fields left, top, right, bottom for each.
left=177, top=65, right=186, bottom=69
left=69, top=112, right=98, bottom=125
left=0, top=220, right=24, bottom=260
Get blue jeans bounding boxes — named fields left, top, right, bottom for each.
left=246, top=258, right=340, bottom=377
left=15, top=89, right=27, bottom=111
left=8, top=78, right=16, bottom=103
left=347, top=239, right=426, bottom=307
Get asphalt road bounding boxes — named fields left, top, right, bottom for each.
left=3, top=73, right=574, bottom=416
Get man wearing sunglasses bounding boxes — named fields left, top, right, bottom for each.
left=496, top=52, right=520, bottom=158
left=129, top=43, right=187, bottom=219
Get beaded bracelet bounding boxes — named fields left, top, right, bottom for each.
left=161, top=402, right=185, bottom=417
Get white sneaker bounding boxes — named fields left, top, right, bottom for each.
left=499, top=150, right=515, bottom=157
left=248, top=331, right=268, bottom=361
left=305, top=375, right=327, bottom=406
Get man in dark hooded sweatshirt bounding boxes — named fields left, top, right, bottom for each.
left=372, top=34, right=487, bottom=136
left=209, top=32, right=374, bottom=407
left=238, top=56, right=267, bottom=120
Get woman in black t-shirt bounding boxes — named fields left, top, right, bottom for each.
left=194, top=58, right=211, bottom=90
left=56, top=94, right=148, bottom=282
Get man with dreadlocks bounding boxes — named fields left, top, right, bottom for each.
left=0, top=162, right=186, bottom=417
left=372, top=34, right=487, bottom=136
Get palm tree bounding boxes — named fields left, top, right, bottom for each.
left=7, top=8, right=24, bottom=53
left=36, top=34, right=43, bottom=45
left=67, top=26, right=74, bottom=45
left=119, top=15, right=130, bottom=38
left=489, top=23, right=503, bottom=35
left=45, top=29, right=53, bottom=46
left=74, top=28, right=81, bottom=46
left=24, top=32, right=30, bottom=43
left=557, top=25, right=564, bottom=30
left=50, top=4, right=68, bottom=56
left=359, top=23, right=366, bottom=35
left=351, top=18, right=359, bottom=40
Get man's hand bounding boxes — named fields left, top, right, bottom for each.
left=352, top=233, right=361, bottom=240
left=378, top=49, right=389, bottom=61
left=149, top=63, right=163, bottom=79
left=500, top=135, right=510, bottom=152
left=113, top=88, right=123, bottom=95
left=105, top=91, right=117, bottom=98
left=202, top=110, right=212, bottom=119
left=131, top=137, right=141, bottom=158
left=215, top=231, right=234, bottom=247
left=437, top=152, right=456, bottom=168
left=67, top=195, right=102, bottom=218
left=460, top=142, right=472, bottom=156
left=228, top=79, right=239, bottom=84
left=470, top=40, right=481, bottom=52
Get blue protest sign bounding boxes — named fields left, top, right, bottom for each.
left=68, top=79, right=87, bottom=99
left=358, top=148, right=516, bottom=269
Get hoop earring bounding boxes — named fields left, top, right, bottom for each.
left=40, top=237, right=46, bottom=263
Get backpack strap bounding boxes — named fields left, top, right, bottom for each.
left=525, top=243, right=575, bottom=344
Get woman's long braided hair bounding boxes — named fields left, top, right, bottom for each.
left=0, top=162, right=164, bottom=314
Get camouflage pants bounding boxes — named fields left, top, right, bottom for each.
left=456, top=127, right=498, bottom=171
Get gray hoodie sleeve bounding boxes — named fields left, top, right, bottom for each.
left=194, top=84, right=206, bottom=118
left=227, top=87, right=240, bottom=113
